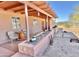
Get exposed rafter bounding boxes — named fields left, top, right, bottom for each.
left=4, top=3, right=23, bottom=10
left=33, top=1, right=46, bottom=6
left=0, top=1, right=17, bottom=8
left=14, top=8, right=24, bottom=12
left=27, top=6, right=35, bottom=12
left=39, top=5, right=49, bottom=9
left=19, top=10, right=24, bottom=13
left=9, top=5, right=24, bottom=11
left=25, top=1, right=53, bottom=17
left=21, top=12, right=25, bottom=14
left=0, top=1, right=3, bottom=3
left=32, top=1, right=45, bottom=6
left=0, top=1, right=57, bottom=18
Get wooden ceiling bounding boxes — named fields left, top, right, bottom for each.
left=31, top=1, right=57, bottom=18
left=0, top=1, right=24, bottom=13
left=0, top=1, right=57, bottom=18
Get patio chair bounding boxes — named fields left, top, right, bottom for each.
left=6, top=31, right=18, bottom=43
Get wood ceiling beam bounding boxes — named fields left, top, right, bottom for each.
left=24, top=1, right=52, bottom=17
left=28, top=4, right=49, bottom=12
left=9, top=5, right=24, bottom=11
left=43, top=8, right=51, bottom=11
left=19, top=1, right=57, bottom=18
left=27, top=6, right=35, bottom=12
left=0, top=1, right=3, bottom=3
left=20, top=11, right=25, bottom=14
left=21, top=12, right=25, bottom=14
left=0, top=1, right=17, bottom=8
left=32, top=1, right=45, bottom=6
left=0, top=1, right=6, bottom=4
left=0, top=1, right=7, bottom=6
left=28, top=12, right=46, bottom=19
left=18, top=10, right=24, bottom=13
left=28, top=9, right=36, bottom=12
left=14, top=8, right=24, bottom=12
left=4, top=3, right=23, bottom=10
left=33, top=1, right=46, bottom=6
left=39, top=5, right=49, bottom=9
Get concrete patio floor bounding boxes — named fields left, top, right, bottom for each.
left=0, top=40, right=21, bottom=52
left=42, top=30, right=79, bottom=57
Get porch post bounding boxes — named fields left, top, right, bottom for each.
left=46, top=16, right=49, bottom=31
left=47, top=16, right=50, bottom=31
left=45, top=18, right=47, bottom=30
left=48, top=18, right=50, bottom=31
left=25, top=3, right=30, bottom=42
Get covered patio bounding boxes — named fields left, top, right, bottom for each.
left=0, top=1, right=57, bottom=57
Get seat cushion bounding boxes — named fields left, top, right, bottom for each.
left=0, top=47, right=15, bottom=57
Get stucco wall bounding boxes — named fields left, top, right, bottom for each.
left=0, top=10, right=45, bottom=44
left=0, top=9, right=25, bottom=44
left=28, top=17, right=54, bottom=36
left=28, top=16, right=45, bottom=36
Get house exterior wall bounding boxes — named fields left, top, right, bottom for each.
left=0, top=9, right=54, bottom=44
left=0, top=9, right=25, bottom=44
left=28, top=16, right=45, bottom=36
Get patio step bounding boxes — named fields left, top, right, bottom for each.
left=0, top=47, right=15, bottom=57
left=11, top=52, right=30, bottom=57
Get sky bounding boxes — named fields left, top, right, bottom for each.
left=47, top=1, right=79, bottom=22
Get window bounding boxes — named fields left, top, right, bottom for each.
left=11, top=17, right=20, bottom=30
left=33, top=19, right=38, bottom=25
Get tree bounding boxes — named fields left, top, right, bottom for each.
left=69, top=6, right=79, bottom=27
left=57, top=22, right=71, bottom=28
